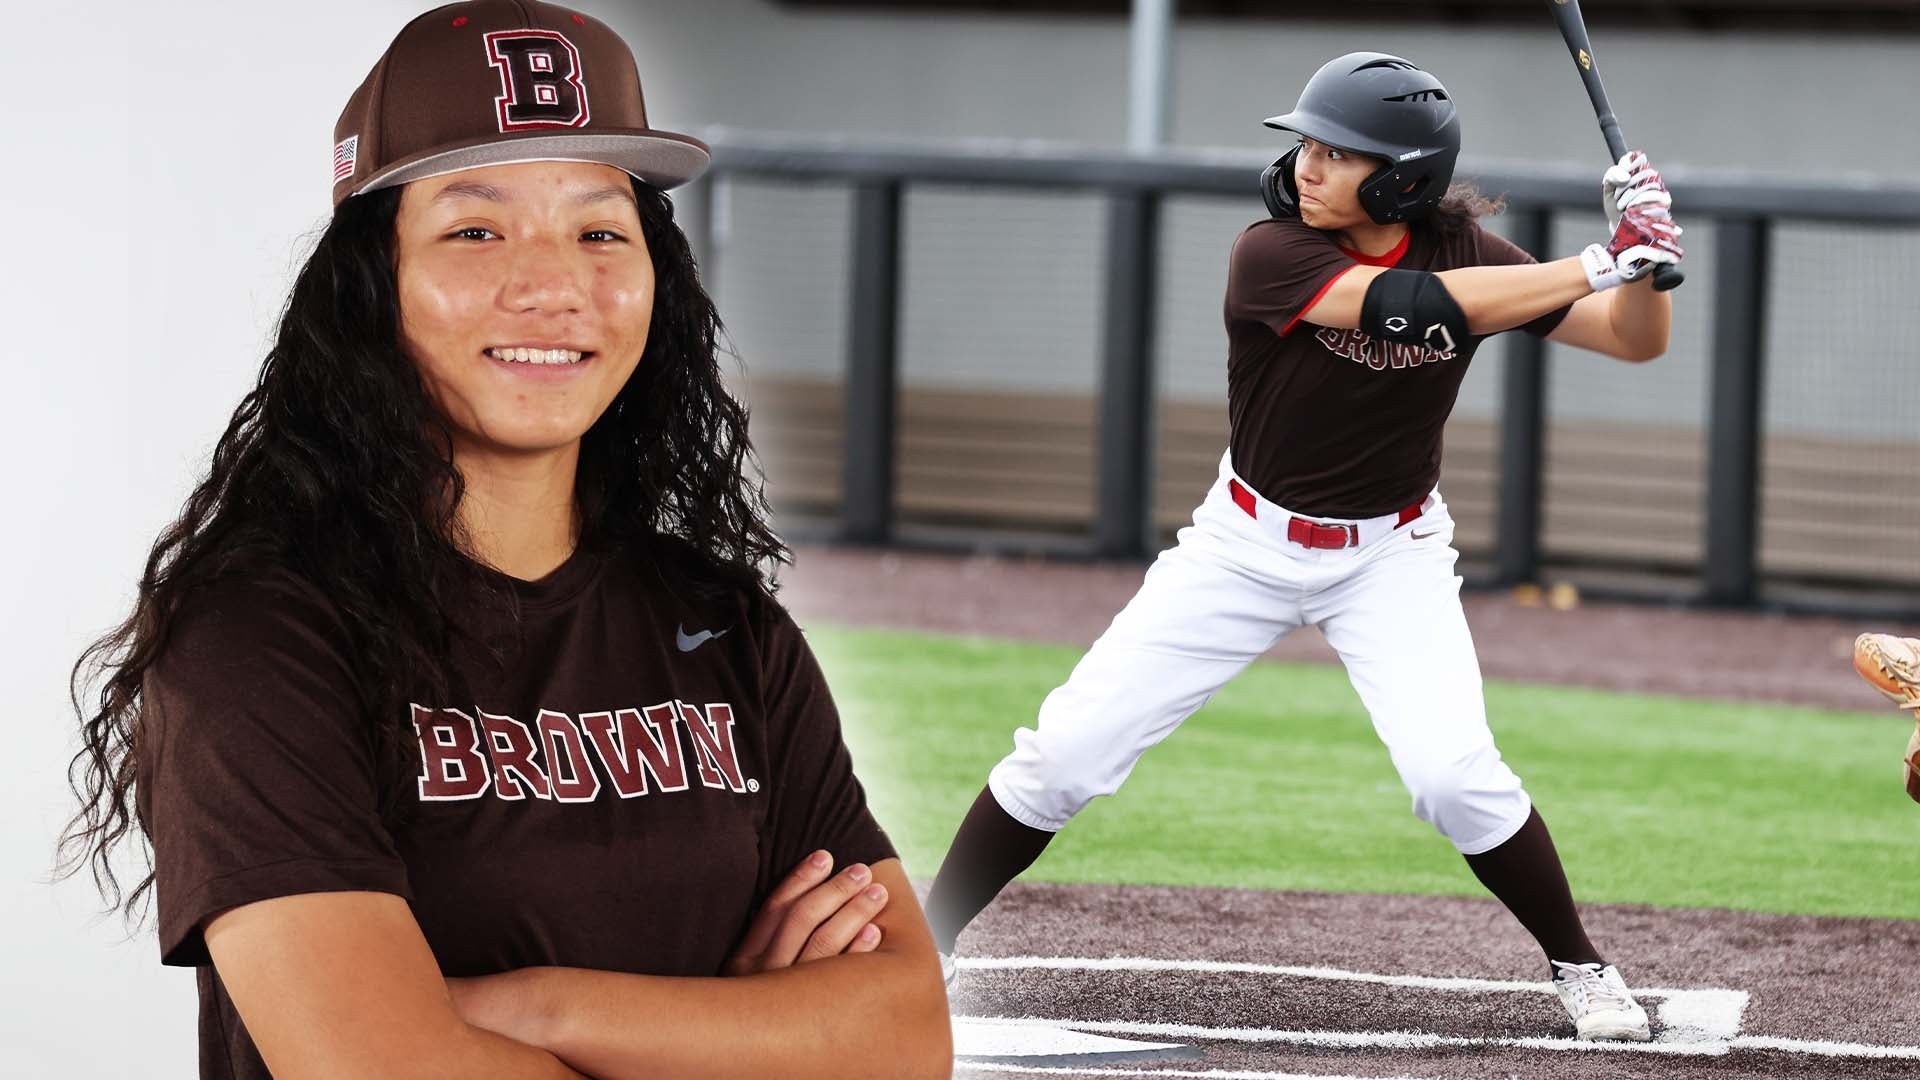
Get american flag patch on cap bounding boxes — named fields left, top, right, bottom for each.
left=333, top=135, right=359, bottom=182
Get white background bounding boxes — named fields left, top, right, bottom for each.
left=7, top=3, right=433, bottom=1073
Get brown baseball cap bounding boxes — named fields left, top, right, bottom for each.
left=330, top=0, right=709, bottom=207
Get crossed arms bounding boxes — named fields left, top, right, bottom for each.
left=204, top=853, right=951, bottom=1079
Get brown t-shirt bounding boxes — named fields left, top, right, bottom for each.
left=136, top=537, right=894, bottom=1079
left=1223, top=216, right=1572, bottom=518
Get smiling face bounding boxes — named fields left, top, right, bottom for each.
left=393, top=159, right=655, bottom=460
left=1290, top=136, right=1385, bottom=231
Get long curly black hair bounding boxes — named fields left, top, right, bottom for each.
left=57, top=175, right=786, bottom=919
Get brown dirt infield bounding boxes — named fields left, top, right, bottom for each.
left=940, top=882, right=1920, bottom=1079
left=781, top=544, right=1920, bottom=1080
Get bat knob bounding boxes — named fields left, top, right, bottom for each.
left=1652, top=264, right=1684, bottom=292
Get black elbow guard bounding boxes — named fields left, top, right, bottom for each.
left=1360, top=269, right=1466, bottom=354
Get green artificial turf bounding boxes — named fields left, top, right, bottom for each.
left=810, top=624, right=1920, bottom=921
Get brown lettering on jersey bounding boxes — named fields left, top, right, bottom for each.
left=580, top=705, right=690, bottom=797
left=1387, top=341, right=1429, bottom=370
left=484, top=30, right=590, bottom=131
left=1315, top=326, right=1453, bottom=370
left=677, top=702, right=747, bottom=793
left=413, top=700, right=750, bottom=804
left=412, top=704, right=491, bottom=801
left=479, top=710, right=553, bottom=801
left=537, top=708, right=602, bottom=804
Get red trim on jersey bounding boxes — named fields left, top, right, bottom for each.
left=1337, top=230, right=1411, bottom=267
left=1229, top=479, right=1258, bottom=519
left=1280, top=264, right=1358, bottom=337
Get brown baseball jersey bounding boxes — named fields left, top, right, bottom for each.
left=136, top=537, right=894, bottom=1079
left=1223, top=216, right=1572, bottom=519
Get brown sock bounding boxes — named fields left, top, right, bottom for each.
left=1462, top=807, right=1603, bottom=969
left=924, top=785, right=1056, bottom=953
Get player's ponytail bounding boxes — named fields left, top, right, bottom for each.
left=1427, top=182, right=1508, bottom=238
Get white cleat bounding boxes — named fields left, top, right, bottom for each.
left=1551, top=960, right=1652, bottom=1042
left=939, top=951, right=957, bottom=991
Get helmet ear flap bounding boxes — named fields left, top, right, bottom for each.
left=1356, top=161, right=1408, bottom=224
left=1355, top=148, right=1457, bottom=225
left=1262, top=145, right=1302, bottom=219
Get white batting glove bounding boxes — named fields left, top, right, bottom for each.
left=1602, top=150, right=1672, bottom=232
left=1582, top=206, right=1684, bottom=291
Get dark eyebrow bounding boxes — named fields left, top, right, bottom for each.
left=430, top=180, right=507, bottom=205
left=429, top=180, right=637, bottom=211
left=574, top=185, right=639, bottom=210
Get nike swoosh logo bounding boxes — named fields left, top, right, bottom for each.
left=676, top=625, right=731, bottom=652
left=1410, top=529, right=1439, bottom=540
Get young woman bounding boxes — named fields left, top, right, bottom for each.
left=924, top=52, right=1683, bottom=1043
left=59, top=3, right=949, bottom=1077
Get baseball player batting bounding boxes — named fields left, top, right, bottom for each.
left=924, top=52, right=1683, bottom=1042
left=1852, top=633, right=1920, bottom=803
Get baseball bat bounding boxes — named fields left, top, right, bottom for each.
left=1544, top=0, right=1683, bottom=291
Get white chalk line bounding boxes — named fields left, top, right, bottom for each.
left=953, top=1017, right=1185, bottom=1058
left=963, top=1016, right=1724, bottom=1057
left=1733, top=1035, right=1920, bottom=1060
left=957, top=956, right=1916, bottom=1060
left=959, top=956, right=1751, bottom=1042
left=961, top=1015, right=1920, bottom=1061
left=957, top=955, right=1689, bottom=997
left=963, top=1064, right=1437, bottom=1080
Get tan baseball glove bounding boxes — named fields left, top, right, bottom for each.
left=1851, top=633, right=1920, bottom=804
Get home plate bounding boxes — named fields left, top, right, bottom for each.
left=955, top=1017, right=1202, bottom=1066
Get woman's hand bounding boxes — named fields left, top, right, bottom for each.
left=435, top=861, right=944, bottom=1079
left=723, top=850, right=890, bottom=976
left=447, top=850, right=893, bottom=1040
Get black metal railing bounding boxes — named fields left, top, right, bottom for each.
left=690, top=132, right=1920, bottom=611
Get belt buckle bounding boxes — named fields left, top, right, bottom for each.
left=1287, top=516, right=1357, bottom=549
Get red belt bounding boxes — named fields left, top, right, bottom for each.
left=1229, top=479, right=1421, bottom=550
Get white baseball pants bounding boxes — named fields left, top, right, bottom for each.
left=987, top=451, right=1532, bottom=855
